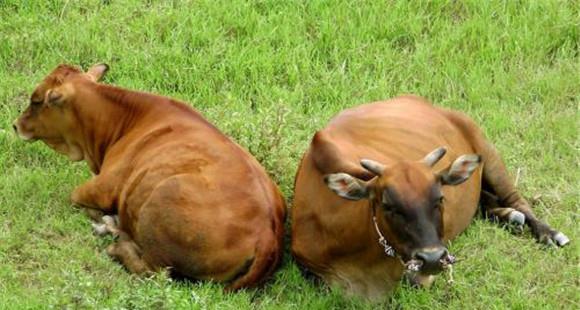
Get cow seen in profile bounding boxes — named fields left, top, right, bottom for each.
left=12, top=63, right=286, bottom=290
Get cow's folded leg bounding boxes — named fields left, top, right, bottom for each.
left=92, top=215, right=120, bottom=237
left=106, top=237, right=153, bottom=275
left=92, top=222, right=109, bottom=236
left=477, top=141, right=569, bottom=247
left=480, top=191, right=525, bottom=227
left=72, top=176, right=120, bottom=236
left=71, top=176, right=116, bottom=214
left=485, top=208, right=525, bottom=235
left=486, top=193, right=570, bottom=247
left=513, top=203, right=570, bottom=247
left=84, top=208, right=105, bottom=222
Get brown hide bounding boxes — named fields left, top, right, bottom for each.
left=13, top=64, right=285, bottom=290
left=291, top=95, right=566, bottom=299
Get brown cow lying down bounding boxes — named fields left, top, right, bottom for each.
left=13, top=64, right=286, bottom=290
left=291, top=95, right=569, bottom=300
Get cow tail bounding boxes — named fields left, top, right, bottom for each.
left=224, top=229, right=281, bottom=291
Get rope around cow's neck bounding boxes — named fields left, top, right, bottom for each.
left=371, top=210, right=396, bottom=257
left=370, top=202, right=404, bottom=263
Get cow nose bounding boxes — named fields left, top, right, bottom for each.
left=12, top=122, right=18, bottom=133
left=415, top=247, right=447, bottom=268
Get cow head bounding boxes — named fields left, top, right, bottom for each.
left=12, top=63, right=109, bottom=159
left=324, top=147, right=481, bottom=274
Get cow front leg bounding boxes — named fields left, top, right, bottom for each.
left=92, top=215, right=120, bottom=237
left=480, top=190, right=525, bottom=227
left=507, top=198, right=569, bottom=247
left=71, top=176, right=116, bottom=214
left=479, top=142, right=569, bottom=247
left=71, top=176, right=120, bottom=236
left=84, top=208, right=105, bottom=222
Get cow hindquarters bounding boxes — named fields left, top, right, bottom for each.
left=128, top=175, right=277, bottom=287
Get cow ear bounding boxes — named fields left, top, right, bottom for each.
left=439, top=154, right=482, bottom=185
left=324, top=173, right=369, bottom=200
left=46, top=89, right=64, bottom=105
left=86, top=63, right=109, bottom=82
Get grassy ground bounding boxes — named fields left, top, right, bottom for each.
left=0, top=0, right=578, bottom=309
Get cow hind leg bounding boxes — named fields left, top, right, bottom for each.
left=478, top=142, right=569, bottom=247
left=106, top=234, right=153, bottom=275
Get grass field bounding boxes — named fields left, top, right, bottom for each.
left=0, top=0, right=578, bottom=309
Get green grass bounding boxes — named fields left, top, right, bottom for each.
left=1, top=0, right=578, bottom=308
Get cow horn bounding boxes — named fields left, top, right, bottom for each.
left=360, top=159, right=385, bottom=176
left=422, top=147, right=447, bottom=167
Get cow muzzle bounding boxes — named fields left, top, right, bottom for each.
left=406, top=247, right=455, bottom=273
left=12, top=120, right=34, bottom=141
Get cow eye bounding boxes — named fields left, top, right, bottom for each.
left=392, top=208, right=406, bottom=219
left=382, top=203, right=399, bottom=215
left=30, top=100, right=42, bottom=106
left=382, top=202, right=393, bottom=211
left=435, top=196, right=444, bottom=207
left=383, top=204, right=404, bottom=218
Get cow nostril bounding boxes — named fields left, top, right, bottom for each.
left=415, top=248, right=447, bottom=265
left=12, top=124, right=17, bottom=132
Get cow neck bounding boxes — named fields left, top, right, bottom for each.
left=75, top=84, right=148, bottom=174
left=370, top=200, right=397, bottom=258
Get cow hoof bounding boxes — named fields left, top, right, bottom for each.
left=92, top=223, right=109, bottom=236
left=102, top=215, right=118, bottom=226
left=91, top=215, right=119, bottom=237
left=508, top=211, right=525, bottom=226
left=554, top=232, right=570, bottom=247
left=534, top=223, right=569, bottom=248
left=97, top=215, right=120, bottom=237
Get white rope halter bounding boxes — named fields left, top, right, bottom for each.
left=371, top=205, right=396, bottom=257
